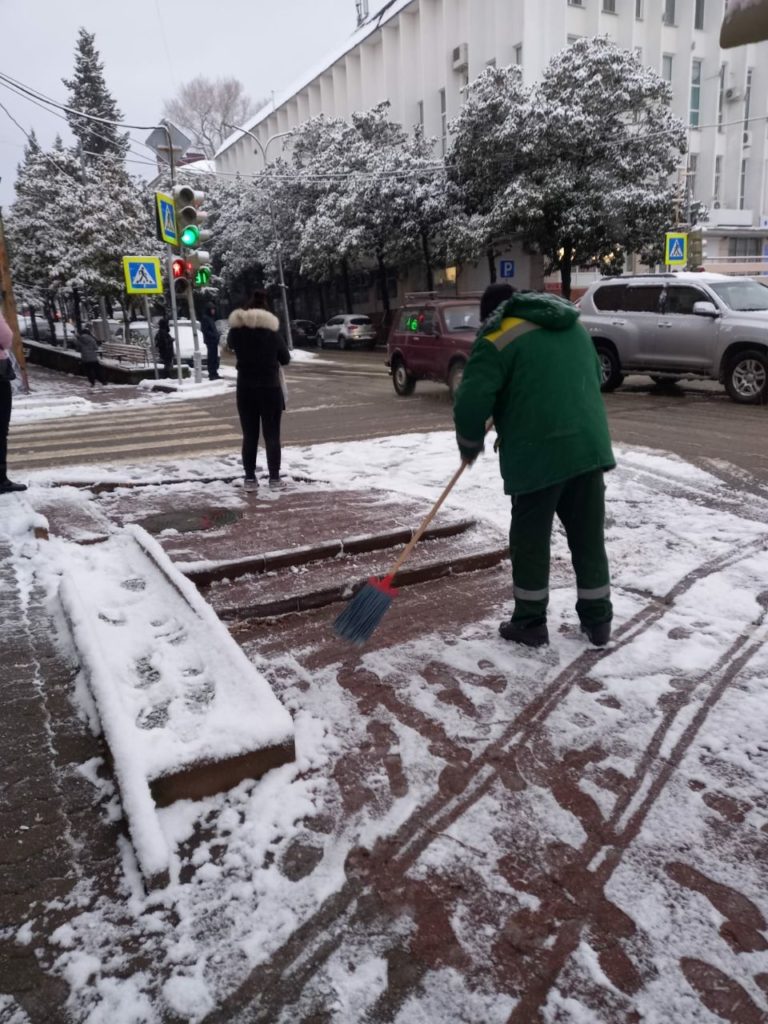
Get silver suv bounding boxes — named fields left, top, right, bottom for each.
left=578, top=272, right=768, bottom=404
left=317, top=314, right=376, bottom=350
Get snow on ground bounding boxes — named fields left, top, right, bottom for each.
left=4, top=430, right=768, bottom=1023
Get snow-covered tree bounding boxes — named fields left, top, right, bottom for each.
left=62, top=28, right=129, bottom=162
left=446, top=65, right=529, bottom=280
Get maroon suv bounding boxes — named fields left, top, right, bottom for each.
left=386, top=297, right=482, bottom=398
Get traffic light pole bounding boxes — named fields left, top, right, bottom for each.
left=166, top=246, right=183, bottom=383
left=223, top=123, right=294, bottom=351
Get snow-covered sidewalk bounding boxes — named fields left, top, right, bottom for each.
left=2, top=431, right=767, bottom=1024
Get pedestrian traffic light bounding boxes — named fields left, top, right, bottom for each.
left=185, top=251, right=212, bottom=288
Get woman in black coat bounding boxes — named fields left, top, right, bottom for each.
left=227, top=290, right=290, bottom=490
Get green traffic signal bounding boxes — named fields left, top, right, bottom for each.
left=195, top=267, right=211, bottom=286
left=181, top=224, right=200, bottom=247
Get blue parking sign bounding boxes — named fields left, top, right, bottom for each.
left=500, top=259, right=516, bottom=279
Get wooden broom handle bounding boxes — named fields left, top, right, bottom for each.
left=386, top=460, right=469, bottom=580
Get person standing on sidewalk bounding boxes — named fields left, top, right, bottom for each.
left=154, top=318, right=175, bottom=378
left=453, top=284, right=615, bottom=648
left=227, top=290, right=290, bottom=490
left=201, top=304, right=221, bottom=381
left=77, top=325, right=103, bottom=387
left=0, top=309, right=27, bottom=494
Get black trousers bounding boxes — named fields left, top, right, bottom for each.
left=205, top=341, right=220, bottom=379
left=236, top=384, right=283, bottom=480
left=84, top=362, right=103, bottom=385
left=0, top=380, right=11, bottom=479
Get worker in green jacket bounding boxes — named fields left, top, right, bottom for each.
left=454, top=284, right=616, bottom=648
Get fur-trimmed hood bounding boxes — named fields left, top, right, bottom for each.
left=228, top=308, right=280, bottom=332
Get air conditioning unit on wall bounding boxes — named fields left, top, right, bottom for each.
left=743, top=131, right=753, bottom=147
left=725, top=86, right=743, bottom=101
left=452, top=43, right=469, bottom=71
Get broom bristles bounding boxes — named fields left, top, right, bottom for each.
left=333, top=575, right=398, bottom=645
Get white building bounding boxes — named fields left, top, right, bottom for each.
left=215, top=0, right=768, bottom=295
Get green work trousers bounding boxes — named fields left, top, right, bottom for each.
left=509, top=470, right=611, bottom=627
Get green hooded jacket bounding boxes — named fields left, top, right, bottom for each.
left=453, top=292, right=615, bottom=495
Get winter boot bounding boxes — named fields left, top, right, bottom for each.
left=498, top=617, right=549, bottom=647
left=243, top=477, right=258, bottom=492
left=269, top=477, right=286, bottom=490
left=0, top=479, right=28, bottom=494
left=581, top=620, right=612, bottom=647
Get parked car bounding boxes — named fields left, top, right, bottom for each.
left=578, top=272, right=768, bottom=404
left=317, top=314, right=376, bottom=350
left=291, top=319, right=319, bottom=347
left=386, top=297, right=482, bottom=398
left=127, top=319, right=207, bottom=368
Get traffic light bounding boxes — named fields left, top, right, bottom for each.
left=171, top=256, right=191, bottom=297
left=173, top=184, right=212, bottom=288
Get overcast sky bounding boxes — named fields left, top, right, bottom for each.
left=0, top=0, right=376, bottom=208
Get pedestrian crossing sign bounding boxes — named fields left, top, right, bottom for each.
left=122, top=256, right=163, bottom=295
left=665, top=232, right=688, bottom=267
left=155, top=191, right=178, bottom=246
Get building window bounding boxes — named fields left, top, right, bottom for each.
left=744, top=67, right=753, bottom=131
left=738, top=158, right=747, bottom=209
left=636, top=0, right=644, bottom=18
left=603, top=0, right=616, bottom=12
left=713, top=155, right=722, bottom=203
left=662, top=54, right=673, bottom=82
left=690, top=59, right=702, bottom=127
left=513, top=43, right=523, bottom=65
left=728, top=236, right=761, bottom=257
left=687, top=153, right=698, bottom=199
left=439, top=88, right=447, bottom=156
left=663, top=0, right=676, bottom=25
left=634, top=46, right=643, bottom=63
left=568, top=0, right=584, bottom=6
left=694, top=0, right=705, bottom=29
left=718, top=64, right=726, bottom=130
left=417, top=100, right=424, bottom=127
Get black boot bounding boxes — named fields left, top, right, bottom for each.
left=498, top=618, right=549, bottom=647
left=0, top=479, right=27, bottom=494
left=581, top=621, right=612, bottom=647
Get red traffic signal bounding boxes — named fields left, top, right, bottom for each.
left=171, top=257, right=186, bottom=279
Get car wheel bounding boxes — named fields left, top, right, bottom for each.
left=338, top=335, right=347, bottom=350
left=594, top=342, right=623, bottom=392
left=317, top=335, right=324, bottom=349
left=725, top=349, right=768, bottom=404
left=447, top=360, right=466, bottom=399
left=392, top=358, right=416, bottom=396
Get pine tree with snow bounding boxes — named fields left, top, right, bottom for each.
left=62, top=28, right=129, bottom=162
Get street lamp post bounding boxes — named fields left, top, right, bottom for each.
left=223, top=123, right=294, bottom=351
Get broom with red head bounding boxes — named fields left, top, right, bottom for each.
left=333, top=459, right=470, bottom=645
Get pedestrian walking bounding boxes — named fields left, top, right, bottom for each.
left=154, top=318, right=175, bottom=378
left=0, top=310, right=27, bottom=494
left=453, top=284, right=616, bottom=648
left=201, top=304, right=221, bottom=381
left=77, top=325, right=104, bottom=386
left=227, top=290, right=290, bottom=491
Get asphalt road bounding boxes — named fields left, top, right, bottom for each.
left=9, top=348, right=768, bottom=491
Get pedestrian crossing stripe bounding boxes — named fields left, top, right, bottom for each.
left=665, top=232, right=688, bottom=266
left=122, top=256, right=163, bottom=295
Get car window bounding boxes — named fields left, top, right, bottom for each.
left=623, top=286, right=663, bottom=313
left=328, top=316, right=344, bottom=326
left=399, top=309, right=419, bottom=332
left=593, top=285, right=627, bottom=311
left=419, top=310, right=436, bottom=334
left=350, top=317, right=371, bottom=325
left=664, top=286, right=709, bottom=315
left=442, top=304, right=481, bottom=332
left=709, top=280, right=768, bottom=311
